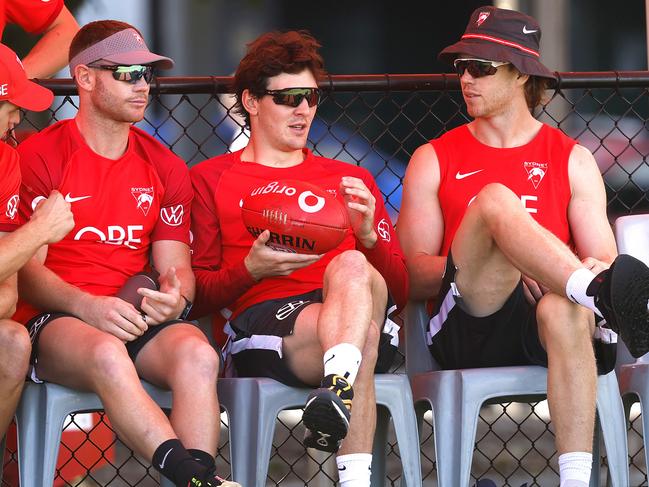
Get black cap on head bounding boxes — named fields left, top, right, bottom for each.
left=439, top=6, right=556, bottom=80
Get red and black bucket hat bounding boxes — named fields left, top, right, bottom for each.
left=439, top=6, right=556, bottom=80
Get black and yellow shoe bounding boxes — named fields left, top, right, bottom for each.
left=302, top=374, right=354, bottom=452
left=187, top=474, right=241, bottom=487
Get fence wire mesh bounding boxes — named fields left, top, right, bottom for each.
left=3, top=73, right=649, bottom=486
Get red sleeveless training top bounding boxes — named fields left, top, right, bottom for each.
left=432, top=123, right=576, bottom=255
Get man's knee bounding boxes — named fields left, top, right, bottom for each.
left=0, top=320, right=30, bottom=379
left=87, top=335, right=132, bottom=379
left=326, top=250, right=371, bottom=284
left=473, top=183, right=522, bottom=224
left=536, top=293, right=593, bottom=347
left=171, top=334, right=219, bottom=382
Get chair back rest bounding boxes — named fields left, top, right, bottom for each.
left=404, top=300, right=440, bottom=378
left=614, top=214, right=649, bottom=364
left=615, top=214, right=649, bottom=264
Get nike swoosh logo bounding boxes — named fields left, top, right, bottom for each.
left=338, top=465, right=347, bottom=471
left=65, top=193, right=92, bottom=203
left=324, top=354, right=336, bottom=365
left=523, top=26, right=538, bottom=34
left=159, top=448, right=173, bottom=469
left=455, top=169, right=484, bottom=180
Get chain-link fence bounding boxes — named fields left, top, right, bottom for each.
left=3, top=72, right=649, bottom=486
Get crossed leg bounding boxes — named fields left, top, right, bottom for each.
left=450, top=183, right=598, bottom=454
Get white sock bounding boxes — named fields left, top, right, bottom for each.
left=565, top=268, right=601, bottom=316
left=336, top=453, right=372, bottom=487
left=323, top=343, right=362, bottom=385
left=558, top=451, right=592, bottom=486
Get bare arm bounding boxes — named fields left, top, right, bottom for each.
left=22, top=6, right=79, bottom=79
left=567, top=144, right=617, bottom=265
left=0, top=190, right=73, bottom=283
left=19, top=245, right=147, bottom=342
left=138, top=240, right=195, bottom=324
left=397, top=143, right=447, bottom=300
left=0, top=271, right=17, bottom=319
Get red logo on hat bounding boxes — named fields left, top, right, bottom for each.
left=476, top=12, right=490, bottom=27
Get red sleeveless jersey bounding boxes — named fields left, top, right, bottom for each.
left=433, top=124, right=576, bottom=255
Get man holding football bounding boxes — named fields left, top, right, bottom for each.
left=190, top=30, right=408, bottom=485
left=16, top=20, right=238, bottom=487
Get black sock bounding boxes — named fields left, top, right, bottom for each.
left=188, top=448, right=215, bottom=471
left=152, top=439, right=209, bottom=485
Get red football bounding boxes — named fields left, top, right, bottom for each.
left=241, top=179, right=350, bottom=255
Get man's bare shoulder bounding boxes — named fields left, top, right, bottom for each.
left=408, top=142, right=440, bottom=169
left=569, top=143, right=597, bottom=165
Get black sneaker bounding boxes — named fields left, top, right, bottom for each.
left=587, top=254, right=649, bottom=358
left=302, top=374, right=354, bottom=452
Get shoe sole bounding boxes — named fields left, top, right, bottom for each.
left=610, top=254, right=649, bottom=357
left=302, top=389, right=350, bottom=451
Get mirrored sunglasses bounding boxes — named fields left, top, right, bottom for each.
left=88, top=64, right=155, bottom=84
left=264, top=87, right=321, bottom=107
left=453, top=58, right=509, bottom=78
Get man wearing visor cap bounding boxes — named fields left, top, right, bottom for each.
left=0, top=41, right=73, bottom=443
left=399, top=6, right=649, bottom=486
left=15, top=20, right=238, bottom=487
left=190, top=30, right=408, bottom=485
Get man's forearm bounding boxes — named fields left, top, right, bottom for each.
left=0, top=225, right=48, bottom=283
left=0, top=276, right=18, bottom=319
left=22, top=7, right=80, bottom=79
left=18, top=257, right=90, bottom=316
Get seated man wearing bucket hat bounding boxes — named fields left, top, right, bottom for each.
left=15, top=20, right=238, bottom=487
left=399, top=6, right=649, bottom=487
left=0, top=42, right=74, bottom=441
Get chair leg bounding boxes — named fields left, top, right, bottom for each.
left=414, top=372, right=463, bottom=487
left=596, top=373, right=629, bottom=487
left=16, top=383, right=43, bottom=487
left=378, top=389, right=422, bottom=487
left=458, top=397, right=483, bottom=487
left=218, top=378, right=259, bottom=487
left=370, top=405, right=390, bottom=487
left=589, top=416, right=602, bottom=487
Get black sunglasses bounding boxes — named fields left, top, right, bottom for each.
left=264, top=87, right=321, bottom=107
left=87, top=64, right=155, bottom=84
left=453, top=58, right=509, bottom=78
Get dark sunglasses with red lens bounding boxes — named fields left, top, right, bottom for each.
left=264, top=87, right=322, bottom=107
left=453, top=58, right=509, bottom=78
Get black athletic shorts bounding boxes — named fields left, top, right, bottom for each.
left=26, top=311, right=192, bottom=381
left=428, top=253, right=617, bottom=375
left=228, top=289, right=400, bottom=387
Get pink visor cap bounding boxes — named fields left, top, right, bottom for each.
left=69, top=28, right=174, bottom=76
